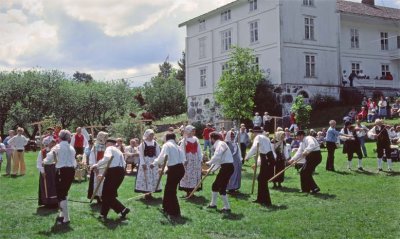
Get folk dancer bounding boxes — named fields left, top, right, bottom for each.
left=237, top=124, right=250, bottom=163
left=206, top=132, right=234, bottom=212
left=151, top=133, right=186, bottom=217
left=37, top=136, right=58, bottom=208
left=340, top=122, right=363, bottom=170
left=272, top=130, right=289, bottom=188
left=91, top=138, right=130, bottom=221
left=288, top=130, right=322, bottom=194
left=179, top=125, right=203, bottom=197
left=8, top=127, right=29, bottom=177
left=368, top=119, right=392, bottom=171
left=135, top=129, right=161, bottom=199
left=70, top=127, right=88, bottom=156
left=43, top=130, right=76, bottom=225
left=87, top=131, right=108, bottom=203
left=245, top=126, right=274, bottom=206
left=225, top=129, right=242, bottom=193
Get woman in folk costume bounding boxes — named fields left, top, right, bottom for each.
left=179, top=125, right=203, bottom=197
left=225, top=129, right=242, bottom=193
left=87, top=131, right=108, bottom=203
left=37, top=136, right=58, bottom=208
left=135, top=129, right=161, bottom=199
left=272, top=130, right=289, bottom=188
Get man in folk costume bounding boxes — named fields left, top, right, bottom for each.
left=70, top=127, right=88, bottom=156
left=179, top=125, right=203, bottom=197
left=87, top=131, right=108, bottom=203
left=225, top=129, right=242, bottom=194
left=205, top=132, right=234, bottom=212
left=151, top=133, right=186, bottom=217
left=368, top=119, right=392, bottom=172
left=135, top=129, right=161, bottom=199
left=340, top=122, right=363, bottom=170
left=43, top=130, right=76, bottom=225
left=272, top=130, right=289, bottom=188
left=37, top=136, right=58, bottom=208
left=91, top=138, right=130, bottom=221
left=288, top=130, right=322, bottom=194
left=245, top=126, right=274, bottom=207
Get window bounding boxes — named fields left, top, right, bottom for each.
left=350, top=29, right=359, bottom=48
left=199, top=19, right=206, bottom=32
left=303, top=0, right=314, bottom=6
left=381, top=32, right=388, bottom=50
left=199, top=37, right=206, bottom=59
left=249, top=0, right=257, bottom=11
left=250, top=21, right=259, bottom=43
left=221, top=10, right=231, bottom=22
left=221, top=29, right=232, bottom=52
left=200, top=68, right=207, bottom=88
left=304, top=17, right=315, bottom=40
left=221, top=62, right=229, bottom=73
left=351, top=63, right=360, bottom=74
left=397, top=36, right=400, bottom=49
left=381, top=64, right=389, bottom=77
left=305, top=55, right=316, bottom=77
left=254, top=56, right=259, bottom=70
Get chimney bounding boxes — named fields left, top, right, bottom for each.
left=361, top=0, right=375, bottom=5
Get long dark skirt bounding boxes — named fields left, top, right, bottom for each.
left=38, top=164, right=58, bottom=207
left=87, top=170, right=95, bottom=199
left=272, top=158, right=285, bottom=183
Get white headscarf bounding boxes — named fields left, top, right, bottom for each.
left=143, top=129, right=155, bottom=140
left=184, top=125, right=195, bottom=133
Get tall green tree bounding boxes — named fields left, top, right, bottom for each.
left=176, top=51, right=186, bottom=85
left=253, top=79, right=281, bottom=117
left=291, top=95, right=312, bottom=129
left=215, top=46, right=263, bottom=123
left=72, top=71, right=93, bottom=83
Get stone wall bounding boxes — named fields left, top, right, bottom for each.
left=187, top=94, right=223, bottom=125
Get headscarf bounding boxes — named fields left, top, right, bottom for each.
left=184, top=125, right=195, bottom=134
left=143, top=129, right=155, bottom=140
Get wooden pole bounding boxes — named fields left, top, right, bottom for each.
left=90, top=156, right=114, bottom=203
left=268, top=157, right=304, bottom=182
left=186, top=164, right=215, bottom=199
left=251, top=143, right=260, bottom=194
left=154, top=155, right=168, bottom=192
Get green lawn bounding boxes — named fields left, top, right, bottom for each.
left=0, top=142, right=399, bottom=239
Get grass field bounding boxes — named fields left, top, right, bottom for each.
left=0, top=142, right=399, bottom=239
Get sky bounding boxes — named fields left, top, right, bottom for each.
left=1, top=0, right=399, bottom=87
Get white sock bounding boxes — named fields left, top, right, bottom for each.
left=210, top=192, right=218, bottom=206
left=58, top=202, right=64, bottom=218
left=378, top=158, right=383, bottom=169
left=60, top=200, right=69, bottom=222
left=221, top=195, right=230, bottom=209
left=358, top=159, right=362, bottom=168
left=387, top=159, right=392, bottom=169
left=348, top=161, right=352, bottom=169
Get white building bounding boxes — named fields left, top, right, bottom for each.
left=179, top=0, right=400, bottom=124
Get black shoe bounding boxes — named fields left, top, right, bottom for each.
left=56, top=216, right=64, bottom=224
left=311, top=188, right=320, bottom=194
left=120, top=208, right=130, bottom=219
left=206, top=204, right=217, bottom=209
left=358, top=167, right=364, bottom=171
left=378, top=168, right=383, bottom=172
left=272, top=184, right=277, bottom=189
left=277, top=183, right=282, bottom=188
left=221, top=208, right=231, bottom=213
left=10, top=174, right=17, bottom=177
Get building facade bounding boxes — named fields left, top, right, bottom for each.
left=179, top=0, right=400, bottom=124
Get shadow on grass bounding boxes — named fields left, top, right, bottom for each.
left=37, top=223, right=73, bottom=237
left=274, top=186, right=300, bottom=193
left=158, top=208, right=191, bottom=225
left=385, top=171, right=400, bottom=176
left=35, top=207, right=58, bottom=216
left=311, top=193, right=336, bottom=200
left=331, top=170, right=351, bottom=175
left=137, top=197, right=163, bottom=206
left=227, top=191, right=250, bottom=200
left=90, top=203, right=102, bottom=212
left=260, top=204, right=289, bottom=212
left=99, top=217, right=129, bottom=230
left=185, top=195, right=207, bottom=205
left=221, top=212, right=244, bottom=221
left=355, top=170, right=376, bottom=176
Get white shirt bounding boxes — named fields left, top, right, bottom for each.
left=253, top=116, right=262, bottom=126
left=356, top=124, right=369, bottom=138
left=8, top=135, right=29, bottom=150
left=339, top=128, right=353, bottom=142
left=367, top=126, right=383, bottom=139
left=263, top=115, right=271, bottom=124
left=124, top=145, right=139, bottom=160
left=0, top=143, right=5, bottom=160
left=291, top=136, right=320, bottom=162
left=207, top=140, right=233, bottom=165
left=44, top=141, right=77, bottom=168
left=70, top=134, right=88, bottom=148
left=154, top=140, right=186, bottom=167
left=95, top=146, right=126, bottom=169
left=179, top=136, right=202, bottom=162
left=37, top=148, right=50, bottom=173
left=246, top=134, right=273, bottom=159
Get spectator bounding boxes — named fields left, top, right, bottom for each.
left=342, top=70, right=348, bottom=86
left=289, top=112, right=298, bottom=132
left=2, top=130, right=15, bottom=176
left=386, top=72, right=393, bottom=80
left=116, top=138, right=125, bottom=153
left=316, top=131, right=326, bottom=148
left=0, top=137, right=5, bottom=173
left=357, top=70, right=366, bottom=79
left=391, top=99, right=400, bottom=118
left=284, top=128, right=293, bottom=144
left=202, top=123, right=215, bottom=156
left=348, top=108, right=357, bottom=122
left=357, top=107, right=368, bottom=121
left=348, top=71, right=357, bottom=87
left=378, top=96, right=388, bottom=119
left=367, top=98, right=377, bottom=123
left=253, top=112, right=262, bottom=127
left=8, top=127, right=29, bottom=177
left=263, top=112, right=271, bottom=132
left=220, top=127, right=227, bottom=140
left=361, top=97, right=368, bottom=109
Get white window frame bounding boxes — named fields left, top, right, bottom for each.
left=221, top=10, right=231, bottom=23
left=351, top=62, right=361, bottom=74
left=221, top=29, right=232, bottom=52
left=199, top=37, right=206, bottom=59
left=249, top=20, right=259, bottom=44
left=200, top=68, right=207, bottom=88
left=303, top=0, right=314, bottom=6
left=304, top=16, right=315, bottom=40
left=350, top=28, right=359, bottom=49
left=199, top=19, right=206, bottom=32
left=381, top=64, right=389, bottom=77
left=305, top=54, right=316, bottom=78
left=249, top=0, right=257, bottom=11
left=380, top=32, right=388, bottom=50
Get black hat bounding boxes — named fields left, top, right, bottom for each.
left=106, top=137, right=117, bottom=143
left=253, top=126, right=263, bottom=133
left=296, top=130, right=306, bottom=136
left=344, top=121, right=352, bottom=126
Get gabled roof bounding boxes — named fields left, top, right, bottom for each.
left=337, top=0, right=400, bottom=20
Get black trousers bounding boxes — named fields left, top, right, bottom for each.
left=212, top=163, right=234, bottom=195
left=347, top=144, right=363, bottom=161
left=240, top=143, right=247, bottom=161
left=56, top=167, right=75, bottom=201
left=300, top=151, right=322, bottom=192
left=163, top=163, right=185, bottom=216
left=101, top=167, right=126, bottom=217
left=377, top=143, right=391, bottom=158
left=257, top=152, right=275, bottom=205
left=326, top=142, right=336, bottom=171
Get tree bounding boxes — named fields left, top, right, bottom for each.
left=215, top=46, right=263, bottom=123
left=72, top=71, right=93, bottom=83
left=176, top=51, right=186, bottom=85
left=157, top=60, right=173, bottom=79
left=253, top=79, right=281, bottom=117
left=291, top=95, right=312, bottom=129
